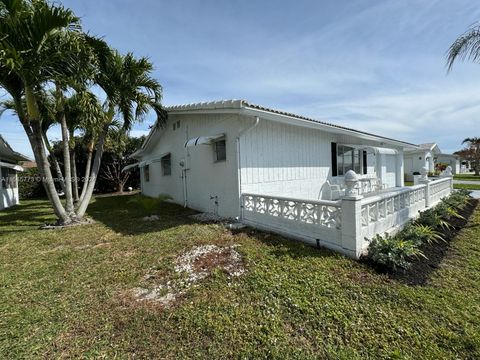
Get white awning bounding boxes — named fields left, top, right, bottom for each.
left=0, top=161, right=24, bottom=172
left=122, top=162, right=139, bottom=172
left=341, top=144, right=398, bottom=155
left=184, top=134, right=224, bottom=148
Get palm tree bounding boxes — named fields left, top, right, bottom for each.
left=0, top=0, right=84, bottom=224
left=462, top=137, right=480, bottom=175
left=75, top=43, right=167, bottom=217
left=447, top=24, right=480, bottom=70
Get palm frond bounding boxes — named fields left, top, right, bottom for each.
left=447, top=25, right=480, bottom=71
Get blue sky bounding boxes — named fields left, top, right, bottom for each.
left=1, top=0, right=480, bottom=157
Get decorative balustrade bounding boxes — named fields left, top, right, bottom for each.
left=360, top=185, right=426, bottom=230
left=242, top=193, right=342, bottom=229
left=240, top=175, right=453, bottom=259
left=429, top=177, right=452, bottom=205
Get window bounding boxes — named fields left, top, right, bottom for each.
left=332, top=144, right=364, bottom=176
left=161, top=154, right=171, bottom=176
left=144, top=165, right=150, bottom=182
left=0, top=167, right=15, bottom=189
left=214, top=140, right=226, bottom=162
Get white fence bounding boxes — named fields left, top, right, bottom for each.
left=241, top=193, right=344, bottom=252
left=240, top=177, right=453, bottom=258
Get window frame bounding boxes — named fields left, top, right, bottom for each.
left=161, top=154, right=172, bottom=176
left=334, top=144, right=366, bottom=176
left=144, top=164, right=150, bottom=182
left=213, top=139, right=226, bottom=162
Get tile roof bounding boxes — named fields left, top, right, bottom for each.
left=166, top=100, right=419, bottom=147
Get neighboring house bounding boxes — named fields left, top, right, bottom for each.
left=0, top=135, right=30, bottom=210
left=436, top=153, right=460, bottom=174
left=130, top=100, right=452, bottom=258
left=404, top=143, right=461, bottom=180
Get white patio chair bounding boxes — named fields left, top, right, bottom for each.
left=319, top=180, right=344, bottom=200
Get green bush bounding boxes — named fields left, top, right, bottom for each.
left=368, top=234, right=425, bottom=271
left=18, top=168, right=46, bottom=199
left=367, top=190, right=471, bottom=271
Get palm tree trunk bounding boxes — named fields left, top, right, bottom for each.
left=30, top=122, right=71, bottom=223
left=59, top=111, right=75, bottom=215
left=71, top=151, right=79, bottom=202
left=79, top=140, right=94, bottom=203
left=56, top=86, right=75, bottom=215
left=23, top=88, right=71, bottom=224
left=76, top=125, right=108, bottom=218
left=41, top=131, right=65, bottom=193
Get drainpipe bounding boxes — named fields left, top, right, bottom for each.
left=236, top=116, right=260, bottom=220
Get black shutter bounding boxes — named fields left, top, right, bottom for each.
left=331, top=142, right=337, bottom=176
left=362, top=150, right=367, bottom=174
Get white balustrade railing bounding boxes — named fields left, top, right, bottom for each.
left=242, top=193, right=342, bottom=229
left=360, top=185, right=427, bottom=238
left=429, top=177, right=452, bottom=205
left=240, top=176, right=453, bottom=259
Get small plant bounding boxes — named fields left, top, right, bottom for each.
left=367, top=234, right=426, bottom=271
left=402, top=223, right=444, bottom=246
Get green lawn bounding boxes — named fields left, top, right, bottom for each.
left=1, top=196, right=480, bottom=359
left=454, top=183, right=480, bottom=190
left=454, top=174, right=480, bottom=181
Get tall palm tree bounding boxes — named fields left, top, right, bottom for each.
left=447, top=24, right=480, bottom=70
left=0, top=0, right=84, bottom=224
left=75, top=44, right=167, bottom=217
left=462, top=137, right=480, bottom=175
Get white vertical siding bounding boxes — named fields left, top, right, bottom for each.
left=140, top=113, right=245, bottom=218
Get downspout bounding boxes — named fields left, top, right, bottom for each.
left=236, top=116, right=260, bottom=220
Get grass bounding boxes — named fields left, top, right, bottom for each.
left=1, top=195, right=480, bottom=359
left=454, top=183, right=480, bottom=190
left=454, top=174, right=480, bottom=181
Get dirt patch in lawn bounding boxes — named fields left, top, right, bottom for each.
left=378, top=199, right=479, bottom=286
left=131, top=244, right=245, bottom=308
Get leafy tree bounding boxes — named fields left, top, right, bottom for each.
left=100, top=131, right=144, bottom=194
left=458, top=137, right=480, bottom=175
left=0, top=0, right=166, bottom=225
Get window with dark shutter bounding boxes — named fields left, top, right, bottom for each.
left=331, top=142, right=337, bottom=177
left=363, top=151, right=367, bottom=174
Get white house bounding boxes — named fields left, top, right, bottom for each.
left=130, top=100, right=452, bottom=258
left=0, top=135, right=30, bottom=210
left=404, top=142, right=461, bottom=180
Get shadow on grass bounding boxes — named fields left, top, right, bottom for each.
left=87, top=194, right=199, bottom=235
left=0, top=199, right=55, bottom=231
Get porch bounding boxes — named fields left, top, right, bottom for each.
left=240, top=173, right=453, bottom=259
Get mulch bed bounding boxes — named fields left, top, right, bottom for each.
left=366, top=199, right=479, bottom=286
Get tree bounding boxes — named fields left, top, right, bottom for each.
left=100, top=131, right=144, bottom=193
left=447, top=24, right=480, bottom=70
left=75, top=43, right=167, bottom=218
left=0, top=0, right=87, bottom=223
left=0, top=0, right=166, bottom=225
left=460, top=137, right=480, bottom=175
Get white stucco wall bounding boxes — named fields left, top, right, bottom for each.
left=0, top=187, right=19, bottom=210
left=139, top=113, right=246, bottom=218
left=404, top=151, right=431, bottom=180
left=139, top=112, right=404, bottom=217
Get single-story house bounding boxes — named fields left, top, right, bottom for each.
left=130, top=100, right=453, bottom=258
left=404, top=142, right=461, bottom=180
left=0, top=135, right=30, bottom=210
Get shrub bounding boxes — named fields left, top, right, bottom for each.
left=402, top=223, right=444, bottom=246
left=368, top=234, right=425, bottom=271
left=367, top=190, right=471, bottom=271
left=18, top=168, right=46, bottom=199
